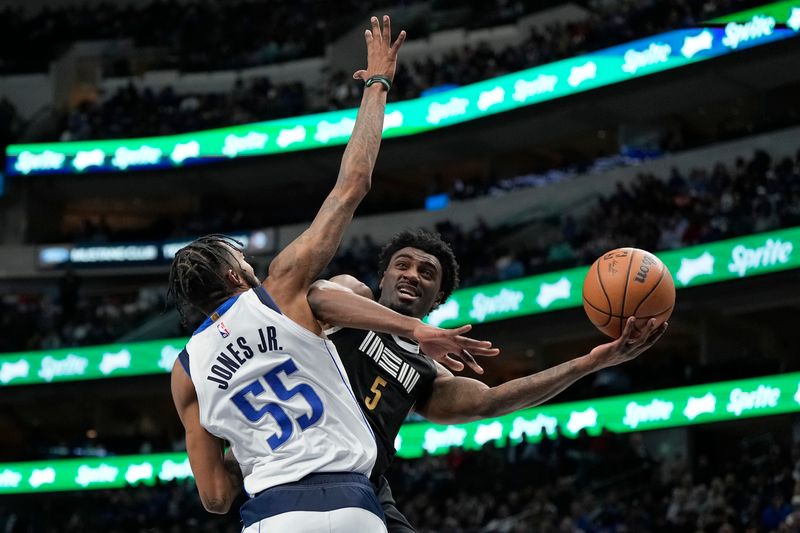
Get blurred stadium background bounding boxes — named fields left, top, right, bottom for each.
left=1, top=0, right=800, bottom=531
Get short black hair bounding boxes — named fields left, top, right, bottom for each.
left=378, top=229, right=460, bottom=302
left=167, top=234, right=243, bottom=326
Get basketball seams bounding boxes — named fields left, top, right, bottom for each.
left=582, top=296, right=612, bottom=326
left=583, top=248, right=675, bottom=339
left=594, top=259, right=612, bottom=314
left=620, top=249, right=636, bottom=317
left=632, top=264, right=667, bottom=317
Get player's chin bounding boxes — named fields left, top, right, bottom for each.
left=388, top=298, right=418, bottom=317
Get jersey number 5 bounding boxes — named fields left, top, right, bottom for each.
left=230, top=359, right=324, bottom=451
left=365, top=376, right=387, bottom=411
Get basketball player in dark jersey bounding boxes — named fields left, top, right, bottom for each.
left=308, top=229, right=668, bottom=532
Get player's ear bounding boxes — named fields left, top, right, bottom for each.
left=225, top=268, right=239, bottom=286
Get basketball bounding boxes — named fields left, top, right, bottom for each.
left=582, top=248, right=675, bottom=338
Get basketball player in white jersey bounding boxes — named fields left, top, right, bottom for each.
left=167, top=17, right=499, bottom=533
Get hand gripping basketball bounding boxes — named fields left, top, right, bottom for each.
left=353, top=15, right=407, bottom=83
left=583, top=248, right=675, bottom=338
left=587, top=316, right=668, bottom=371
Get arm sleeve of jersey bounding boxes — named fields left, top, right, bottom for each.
left=326, top=327, right=363, bottom=355
left=412, top=358, right=437, bottom=409
left=254, top=285, right=282, bottom=314
left=178, top=348, right=191, bottom=378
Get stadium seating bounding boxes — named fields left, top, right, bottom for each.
left=1, top=142, right=796, bottom=353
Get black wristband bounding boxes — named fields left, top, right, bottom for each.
left=365, top=75, right=392, bottom=92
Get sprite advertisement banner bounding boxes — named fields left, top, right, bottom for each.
left=0, top=372, right=798, bottom=494
left=0, top=225, right=798, bottom=386
left=0, top=339, right=185, bottom=387
left=424, top=225, right=799, bottom=327
left=6, top=1, right=800, bottom=176
left=0, top=452, right=193, bottom=495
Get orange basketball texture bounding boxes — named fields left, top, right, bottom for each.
left=582, top=248, right=675, bottom=338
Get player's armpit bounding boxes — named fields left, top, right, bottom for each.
left=171, top=360, right=237, bottom=514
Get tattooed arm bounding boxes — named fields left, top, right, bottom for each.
left=416, top=317, right=667, bottom=424
left=264, top=16, right=406, bottom=331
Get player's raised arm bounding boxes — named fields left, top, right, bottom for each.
left=417, top=317, right=667, bottom=424
left=265, top=16, right=405, bottom=313
left=309, top=279, right=499, bottom=373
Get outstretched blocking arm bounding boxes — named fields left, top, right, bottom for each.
left=416, top=317, right=667, bottom=424
left=309, top=278, right=499, bottom=373
left=171, top=361, right=242, bottom=514
left=265, top=17, right=405, bottom=328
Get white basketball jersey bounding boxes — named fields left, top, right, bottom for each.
left=183, top=286, right=377, bottom=496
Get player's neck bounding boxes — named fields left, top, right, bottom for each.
left=205, top=287, right=249, bottom=318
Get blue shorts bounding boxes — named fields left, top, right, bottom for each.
left=240, top=473, right=386, bottom=532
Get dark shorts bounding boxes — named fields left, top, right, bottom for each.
left=374, top=475, right=417, bottom=533
left=241, top=472, right=385, bottom=528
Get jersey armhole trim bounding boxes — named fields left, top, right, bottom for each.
left=323, top=326, right=343, bottom=336
left=254, top=286, right=282, bottom=315
left=178, top=348, right=191, bottom=378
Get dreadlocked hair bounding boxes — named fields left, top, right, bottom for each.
left=378, top=228, right=460, bottom=303
left=167, top=234, right=244, bottom=327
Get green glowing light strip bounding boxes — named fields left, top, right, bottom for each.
left=424, top=225, right=799, bottom=328
left=0, top=372, right=797, bottom=494
left=6, top=1, right=800, bottom=176
left=0, top=225, right=797, bottom=387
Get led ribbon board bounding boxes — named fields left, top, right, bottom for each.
left=0, top=338, right=185, bottom=386
left=0, top=372, right=798, bottom=494
left=6, top=1, right=800, bottom=176
left=0, top=225, right=797, bottom=386
left=424, top=225, right=799, bottom=328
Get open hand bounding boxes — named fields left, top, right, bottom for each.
left=588, top=317, right=667, bottom=371
left=411, top=323, right=499, bottom=374
left=353, top=15, right=406, bottom=83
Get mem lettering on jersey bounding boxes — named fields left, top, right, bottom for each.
left=359, top=331, right=421, bottom=393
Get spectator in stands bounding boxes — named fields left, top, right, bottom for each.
left=1, top=0, right=753, bottom=141
left=3, top=146, right=799, bottom=355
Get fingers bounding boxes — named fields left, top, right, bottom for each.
left=454, top=336, right=499, bottom=356
left=452, top=324, right=472, bottom=335
left=366, top=14, right=406, bottom=52
left=442, top=355, right=465, bottom=373
left=391, top=30, right=407, bottom=55
left=642, top=322, right=668, bottom=349
left=461, top=350, right=485, bottom=375
left=620, top=316, right=635, bottom=344
left=352, top=69, right=367, bottom=81
left=457, top=342, right=499, bottom=357
left=382, top=14, right=391, bottom=44
left=370, top=16, right=381, bottom=43
left=629, top=318, right=656, bottom=346
left=640, top=318, right=658, bottom=340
